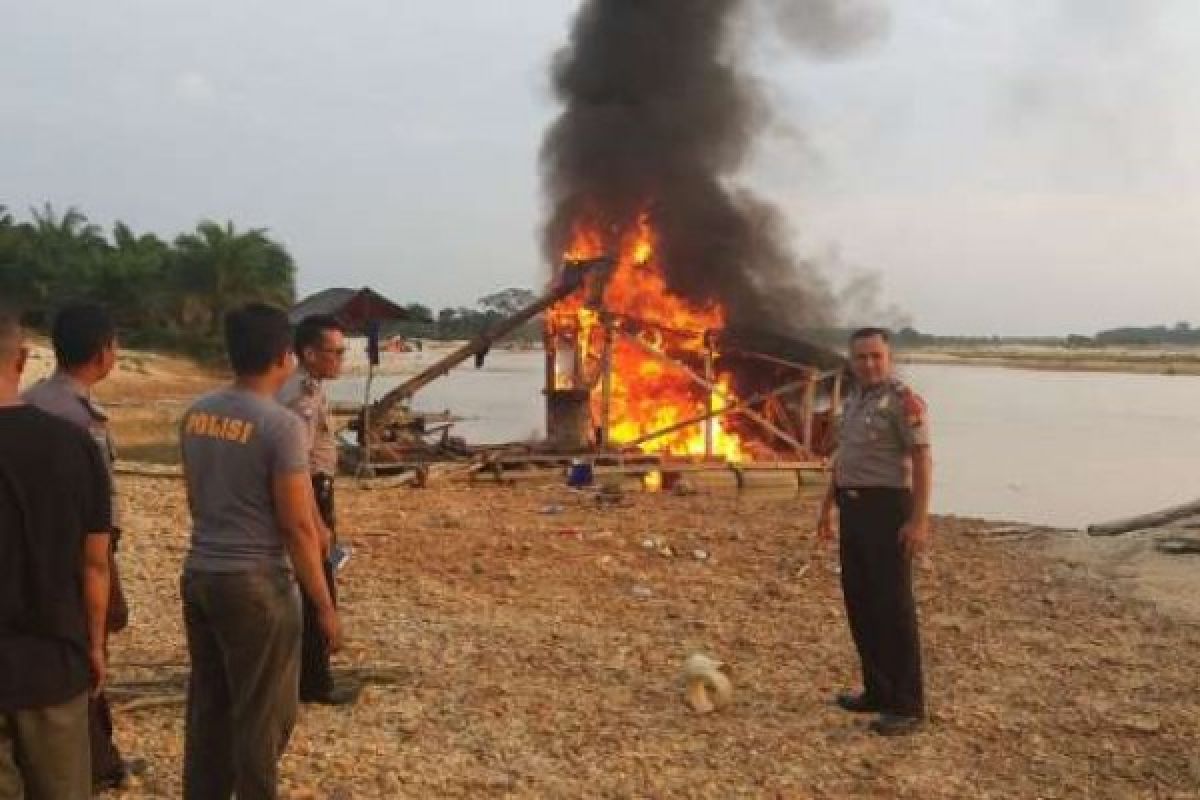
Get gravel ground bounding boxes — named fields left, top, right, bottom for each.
left=106, top=476, right=1200, bottom=799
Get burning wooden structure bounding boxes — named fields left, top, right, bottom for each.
left=538, top=215, right=845, bottom=468
left=343, top=217, right=844, bottom=484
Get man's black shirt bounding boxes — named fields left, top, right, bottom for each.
left=0, top=404, right=111, bottom=712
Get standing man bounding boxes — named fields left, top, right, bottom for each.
left=816, top=328, right=932, bottom=736
left=278, top=314, right=360, bottom=706
left=180, top=304, right=341, bottom=799
left=0, top=307, right=112, bottom=800
left=21, top=303, right=137, bottom=790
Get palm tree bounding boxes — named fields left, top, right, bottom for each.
left=91, top=221, right=173, bottom=328
left=172, top=220, right=296, bottom=332
left=13, top=204, right=109, bottom=312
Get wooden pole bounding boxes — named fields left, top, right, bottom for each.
left=704, top=337, right=715, bottom=458
left=1087, top=498, right=1200, bottom=536
left=544, top=329, right=557, bottom=393
left=600, top=315, right=615, bottom=448
left=358, top=361, right=376, bottom=479
left=621, top=332, right=806, bottom=455
left=801, top=372, right=817, bottom=457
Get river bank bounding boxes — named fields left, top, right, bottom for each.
left=899, top=345, right=1200, bottom=376
left=105, top=474, right=1200, bottom=798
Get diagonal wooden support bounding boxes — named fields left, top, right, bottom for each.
left=626, top=378, right=810, bottom=449
left=621, top=333, right=806, bottom=455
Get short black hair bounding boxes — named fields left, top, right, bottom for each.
left=224, top=303, right=292, bottom=376
left=849, top=327, right=891, bottom=345
left=52, top=303, right=116, bottom=368
left=294, top=314, right=344, bottom=357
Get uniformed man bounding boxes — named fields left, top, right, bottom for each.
left=22, top=303, right=144, bottom=788
left=277, top=314, right=360, bottom=706
left=816, top=327, right=932, bottom=736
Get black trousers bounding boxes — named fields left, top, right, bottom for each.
left=92, top=545, right=127, bottom=785
left=300, top=475, right=337, bottom=699
left=836, top=487, right=925, bottom=717
left=89, top=693, right=123, bottom=784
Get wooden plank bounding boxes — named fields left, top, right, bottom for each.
left=1088, top=500, right=1200, bottom=536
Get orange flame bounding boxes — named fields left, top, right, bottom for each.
left=549, top=212, right=745, bottom=461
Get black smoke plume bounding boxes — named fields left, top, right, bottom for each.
left=540, top=0, right=888, bottom=337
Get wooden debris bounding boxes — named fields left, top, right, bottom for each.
left=1088, top=500, right=1200, bottom=536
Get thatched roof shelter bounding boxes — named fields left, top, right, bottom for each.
left=290, top=287, right=410, bottom=334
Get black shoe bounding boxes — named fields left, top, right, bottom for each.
left=869, top=713, right=924, bottom=736
left=835, top=692, right=881, bottom=713
left=301, top=682, right=362, bottom=706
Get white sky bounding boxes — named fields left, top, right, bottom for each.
left=2, top=0, right=1198, bottom=335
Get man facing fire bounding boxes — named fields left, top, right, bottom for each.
left=816, top=327, right=931, bottom=736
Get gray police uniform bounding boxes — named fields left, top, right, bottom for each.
left=833, top=377, right=930, bottom=717
left=21, top=370, right=129, bottom=782
left=23, top=371, right=120, bottom=531
left=277, top=369, right=338, bottom=478
left=835, top=378, right=930, bottom=489
left=277, top=368, right=341, bottom=700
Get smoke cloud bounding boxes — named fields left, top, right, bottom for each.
left=540, top=0, right=889, bottom=337
left=764, top=0, right=890, bottom=58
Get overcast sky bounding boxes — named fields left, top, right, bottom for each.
left=3, top=0, right=1198, bottom=335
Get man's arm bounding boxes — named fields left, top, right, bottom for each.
left=273, top=472, right=343, bottom=652
left=816, top=470, right=838, bottom=542
left=83, top=532, right=112, bottom=694
left=899, top=445, right=932, bottom=557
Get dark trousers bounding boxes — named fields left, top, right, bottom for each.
left=300, top=475, right=337, bottom=700
left=88, top=693, right=122, bottom=784
left=92, top=545, right=128, bottom=784
left=181, top=569, right=302, bottom=800
left=0, top=691, right=90, bottom=800
left=837, top=487, right=925, bottom=717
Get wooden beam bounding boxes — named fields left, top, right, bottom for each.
left=621, top=333, right=806, bottom=454
left=625, top=378, right=809, bottom=449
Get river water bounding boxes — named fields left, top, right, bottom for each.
left=331, top=352, right=1200, bottom=529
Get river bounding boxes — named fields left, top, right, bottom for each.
left=331, top=351, right=1200, bottom=529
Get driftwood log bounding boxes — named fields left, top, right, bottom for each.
left=1087, top=499, right=1200, bottom=537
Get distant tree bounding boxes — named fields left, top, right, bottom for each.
left=478, top=287, right=537, bottom=316
left=404, top=303, right=434, bottom=325
left=173, top=220, right=296, bottom=333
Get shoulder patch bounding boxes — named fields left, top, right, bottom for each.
left=898, top=387, right=927, bottom=427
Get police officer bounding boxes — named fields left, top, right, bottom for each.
left=816, top=327, right=932, bottom=736
left=22, top=303, right=145, bottom=788
left=278, top=314, right=361, bottom=706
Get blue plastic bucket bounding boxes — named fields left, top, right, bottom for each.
left=567, top=460, right=594, bottom=488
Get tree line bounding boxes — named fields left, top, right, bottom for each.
left=0, top=204, right=549, bottom=357
left=808, top=325, right=1200, bottom=350
left=391, top=288, right=542, bottom=344
left=0, top=204, right=295, bottom=357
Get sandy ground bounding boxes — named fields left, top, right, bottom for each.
left=104, top=475, right=1200, bottom=799
left=27, top=341, right=1200, bottom=797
